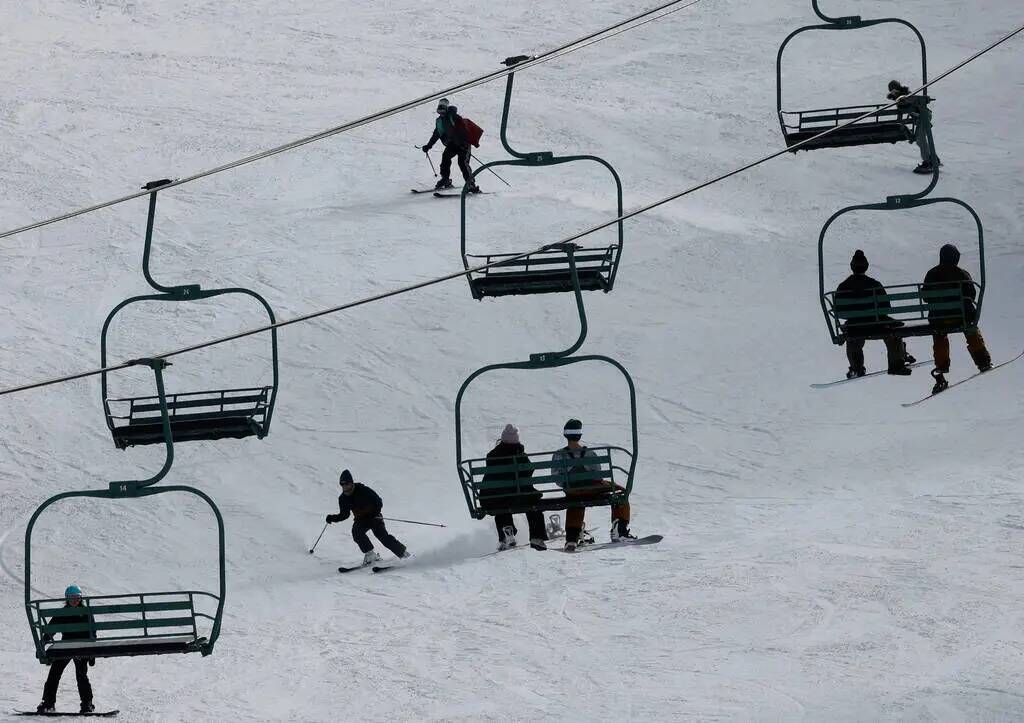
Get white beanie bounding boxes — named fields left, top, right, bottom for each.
left=500, top=424, right=520, bottom=444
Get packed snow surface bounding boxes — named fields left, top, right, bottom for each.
left=1, top=1, right=1023, bottom=720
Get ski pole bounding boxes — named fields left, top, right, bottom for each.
left=383, top=517, right=446, bottom=528
left=470, top=154, right=511, bottom=187
left=415, top=145, right=438, bottom=177
left=309, top=523, right=329, bottom=554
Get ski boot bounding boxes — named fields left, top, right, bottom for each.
left=466, top=182, right=482, bottom=194
left=362, top=550, right=382, bottom=566
left=930, top=368, right=949, bottom=394
left=529, top=538, right=548, bottom=551
left=564, top=540, right=578, bottom=553
left=579, top=530, right=595, bottom=546
left=37, top=702, right=55, bottom=714
left=435, top=178, right=454, bottom=190
left=887, top=365, right=912, bottom=376
left=846, top=366, right=866, bottom=379
left=81, top=701, right=96, bottom=714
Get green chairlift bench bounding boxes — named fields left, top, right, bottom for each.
left=26, top=359, right=226, bottom=664
left=777, top=0, right=929, bottom=151
left=819, top=187, right=985, bottom=346
left=455, top=245, right=638, bottom=518
left=101, top=180, right=279, bottom=449
left=460, top=56, right=625, bottom=299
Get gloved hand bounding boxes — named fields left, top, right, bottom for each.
left=325, top=514, right=338, bottom=524
left=421, top=144, right=431, bottom=153
left=88, top=658, right=95, bottom=667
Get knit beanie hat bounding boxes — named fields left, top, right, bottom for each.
left=563, top=419, right=583, bottom=439
left=339, top=469, right=354, bottom=485
left=850, top=249, right=869, bottom=273
left=939, top=243, right=960, bottom=265
left=500, top=424, right=520, bottom=444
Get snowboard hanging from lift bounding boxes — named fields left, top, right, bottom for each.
left=810, top=359, right=931, bottom=388
left=558, top=534, right=663, bottom=553
left=901, top=349, right=1023, bottom=407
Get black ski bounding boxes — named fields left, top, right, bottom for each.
left=338, top=564, right=372, bottom=573
left=433, top=191, right=490, bottom=198
left=371, top=565, right=395, bottom=573
left=811, top=359, right=931, bottom=389
left=557, top=534, right=663, bottom=553
left=412, top=186, right=458, bottom=194
left=15, top=712, right=118, bottom=718
left=901, top=349, right=1023, bottom=407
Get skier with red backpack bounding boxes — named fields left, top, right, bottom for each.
left=421, top=98, right=483, bottom=192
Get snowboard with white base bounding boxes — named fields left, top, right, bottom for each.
left=558, top=534, right=663, bottom=553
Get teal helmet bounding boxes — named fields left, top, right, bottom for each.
left=64, top=584, right=82, bottom=599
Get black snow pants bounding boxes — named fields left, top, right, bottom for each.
left=42, top=658, right=92, bottom=707
left=440, top=144, right=473, bottom=184
left=493, top=511, right=547, bottom=542
left=352, top=517, right=406, bottom=557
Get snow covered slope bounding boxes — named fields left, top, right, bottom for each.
left=1, top=1, right=1023, bottom=720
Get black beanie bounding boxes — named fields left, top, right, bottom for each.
left=939, top=244, right=960, bottom=265
left=850, top=249, right=869, bottom=273
left=339, top=469, right=354, bottom=485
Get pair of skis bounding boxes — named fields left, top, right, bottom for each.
left=811, top=349, right=1022, bottom=406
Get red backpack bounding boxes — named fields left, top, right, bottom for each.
left=459, top=117, right=484, bottom=148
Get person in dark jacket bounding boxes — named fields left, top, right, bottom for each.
left=326, top=469, right=409, bottom=565
left=480, top=424, right=548, bottom=551
left=835, top=249, right=914, bottom=378
left=421, top=98, right=480, bottom=193
left=887, top=80, right=940, bottom=174
left=37, top=585, right=95, bottom=714
left=923, top=243, right=991, bottom=392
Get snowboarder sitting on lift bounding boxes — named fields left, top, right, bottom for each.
left=421, top=98, right=481, bottom=193
left=552, top=418, right=635, bottom=552
left=326, top=469, right=409, bottom=566
left=481, top=424, right=549, bottom=551
left=37, top=585, right=95, bottom=714
left=887, top=80, right=940, bottom=175
left=923, top=243, right=992, bottom=393
left=836, top=249, right=914, bottom=378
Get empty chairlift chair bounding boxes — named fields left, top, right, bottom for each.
left=25, top=360, right=226, bottom=664
left=460, top=57, right=625, bottom=299
left=100, top=180, right=279, bottom=448
left=777, top=0, right=929, bottom=151
left=455, top=246, right=638, bottom=519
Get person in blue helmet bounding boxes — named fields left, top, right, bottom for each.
left=37, top=585, right=95, bottom=714
left=421, top=98, right=480, bottom=193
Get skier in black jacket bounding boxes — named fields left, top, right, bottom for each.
left=37, top=585, right=95, bottom=714
left=421, top=98, right=480, bottom=193
left=326, top=469, right=409, bottom=566
left=835, top=249, right=914, bottom=377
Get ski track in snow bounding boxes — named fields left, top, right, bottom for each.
left=1, top=0, right=1024, bottom=720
